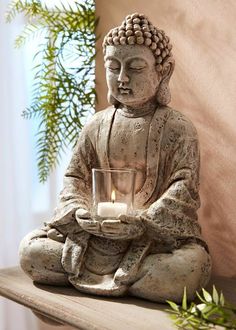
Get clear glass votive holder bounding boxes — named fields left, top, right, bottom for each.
left=92, top=168, right=136, bottom=220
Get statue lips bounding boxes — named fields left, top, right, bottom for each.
left=118, top=87, right=132, bottom=95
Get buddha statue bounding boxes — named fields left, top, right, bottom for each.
left=19, top=13, right=211, bottom=303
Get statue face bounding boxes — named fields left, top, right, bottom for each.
left=105, top=45, right=160, bottom=107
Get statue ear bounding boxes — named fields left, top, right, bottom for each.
left=107, top=91, right=120, bottom=108
left=156, top=58, right=175, bottom=106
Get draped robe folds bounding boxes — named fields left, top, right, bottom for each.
left=49, top=105, right=208, bottom=295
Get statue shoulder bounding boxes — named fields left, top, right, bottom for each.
left=164, top=106, right=198, bottom=140
left=80, top=106, right=114, bottom=135
left=92, top=106, right=114, bottom=119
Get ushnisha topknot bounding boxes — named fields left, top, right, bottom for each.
left=103, top=13, right=173, bottom=72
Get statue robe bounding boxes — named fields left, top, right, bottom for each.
left=49, top=105, right=208, bottom=295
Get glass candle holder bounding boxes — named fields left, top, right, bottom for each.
left=92, top=168, right=136, bottom=220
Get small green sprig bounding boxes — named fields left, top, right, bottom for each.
left=6, top=0, right=97, bottom=182
left=167, top=286, right=236, bottom=329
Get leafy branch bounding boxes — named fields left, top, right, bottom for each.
left=167, top=286, right=236, bottom=329
left=6, top=0, right=97, bottom=182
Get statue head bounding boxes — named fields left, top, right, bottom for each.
left=103, top=13, right=175, bottom=108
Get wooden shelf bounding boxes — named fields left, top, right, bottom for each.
left=0, top=267, right=235, bottom=329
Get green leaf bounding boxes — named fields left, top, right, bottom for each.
left=212, top=285, right=219, bottom=305
left=195, top=303, right=207, bottom=311
left=182, top=287, right=188, bottom=310
left=219, top=292, right=225, bottom=306
left=166, top=300, right=179, bottom=312
left=167, top=284, right=236, bottom=330
left=202, top=288, right=212, bottom=303
left=196, top=291, right=206, bottom=304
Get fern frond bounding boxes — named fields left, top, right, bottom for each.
left=15, top=22, right=46, bottom=47
left=5, top=0, right=42, bottom=22
left=7, top=0, right=96, bottom=182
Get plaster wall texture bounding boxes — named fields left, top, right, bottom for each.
left=95, top=0, right=236, bottom=277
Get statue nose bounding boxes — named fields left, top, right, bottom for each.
left=118, top=68, right=129, bottom=83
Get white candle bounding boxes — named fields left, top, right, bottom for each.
left=97, top=202, right=127, bottom=218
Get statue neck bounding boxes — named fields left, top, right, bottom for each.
left=117, top=99, right=158, bottom=118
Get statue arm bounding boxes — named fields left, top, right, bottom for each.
left=49, top=125, right=97, bottom=236
left=142, top=118, right=203, bottom=244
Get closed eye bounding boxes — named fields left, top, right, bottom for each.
left=107, top=66, right=120, bottom=72
left=128, top=58, right=147, bottom=72
left=105, top=59, right=120, bottom=72
left=129, top=66, right=146, bottom=71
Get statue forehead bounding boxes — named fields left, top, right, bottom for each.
left=104, top=45, right=156, bottom=64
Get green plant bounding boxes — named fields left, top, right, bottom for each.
left=167, top=286, right=236, bottom=329
left=6, top=0, right=97, bottom=182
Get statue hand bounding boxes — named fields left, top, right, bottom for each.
left=75, top=208, right=101, bottom=235
left=101, top=215, right=145, bottom=240
left=76, top=209, right=145, bottom=239
left=76, top=218, right=102, bottom=235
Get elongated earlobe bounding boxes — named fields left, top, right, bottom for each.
left=156, top=83, right=171, bottom=105
left=156, top=59, right=175, bottom=106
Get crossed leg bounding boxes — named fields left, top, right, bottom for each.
left=128, top=243, right=212, bottom=303
left=20, top=231, right=211, bottom=304
left=19, top=228, right=69, bottom=286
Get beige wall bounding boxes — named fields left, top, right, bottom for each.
left=96, top=0, right=236, bottom=277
